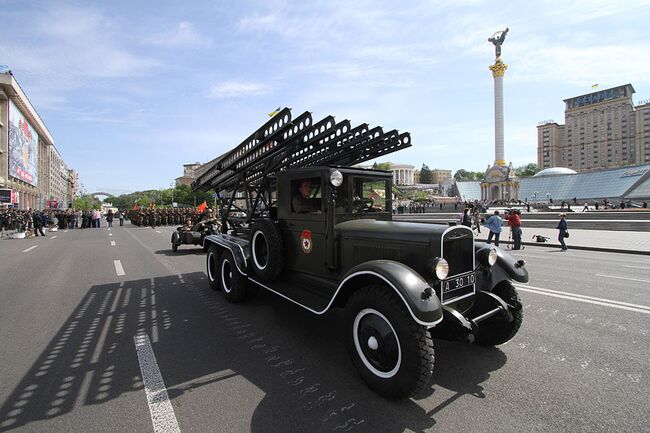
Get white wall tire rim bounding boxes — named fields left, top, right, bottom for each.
left=207, top=252, right=216, bottom=282
left=221, top=258, right=233, bottom=293
left=252, top=230, right=268, bottom=271
left=353, top=308, right=402, bottom=379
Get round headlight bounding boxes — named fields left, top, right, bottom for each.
left=488, top=248, right=498, bottom=266
left=433, top=258, right=449, bottom=280
left=330, top=169, right=343, bottom=187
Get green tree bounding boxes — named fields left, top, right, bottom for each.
left=515, top=163, right=539, bottom=177
left=454, top=169, right=485, bottom=182
left=74, top=195, right=100, bottom=210
left=419, top=164, right=433, bottom=184
left=372, top=162, right=392, bottom=171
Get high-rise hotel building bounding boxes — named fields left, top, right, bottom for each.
left=538, top=84, right=650, bottom=172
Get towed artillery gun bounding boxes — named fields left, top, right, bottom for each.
left=193, top=108, right=528, bottom=399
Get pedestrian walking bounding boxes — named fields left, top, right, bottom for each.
left=106, top=210, right=114, bottom=228
left=484, top=210, right=503, bottom=246
left=33, top=210, right=45, bottom=237
left=460, top=208, right=472, bottom=228
left=557, top=213, right=568, bottom=251
left=472, top=209, right=481, bottom=234
left=119, top=209, right=125, bottom=226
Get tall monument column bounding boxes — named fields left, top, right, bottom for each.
left=481, top=28, right=519, bottom=202
left=488, top=28, right=509, bottom=167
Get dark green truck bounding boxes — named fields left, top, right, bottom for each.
left=194, top=109, right=527, bottom=398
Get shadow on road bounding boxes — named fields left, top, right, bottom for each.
left=154, top=248, right=205, bottom=256
left=0, top=271, right=508, bottom=432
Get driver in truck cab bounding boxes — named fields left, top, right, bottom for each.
left=292, top=179, right=321, bottom=213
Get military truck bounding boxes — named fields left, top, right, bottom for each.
left=192, top=108, right=528, bottom=399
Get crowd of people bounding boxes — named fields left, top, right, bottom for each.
left=0, top=208, right=129, bottom=236
left=127, top=208, right=205, bottom=228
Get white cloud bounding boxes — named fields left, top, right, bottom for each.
left=208, top=80, right=271, bottom=98
left=144, top=21, right=212, bottom=48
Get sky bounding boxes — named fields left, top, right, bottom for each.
left=1, top=0, right=650, bottom=195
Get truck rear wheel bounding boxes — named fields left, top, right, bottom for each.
left=171, top=232, right=179, bottom=252
left=219, top=249, right=249, bottom=302
left=206, top=244, right=221, bottom=291
left=475, top=281, right=523, bottom=346
left=344, top=285, right=434, bottom=399
left=250, top=220, right=284, bottom=282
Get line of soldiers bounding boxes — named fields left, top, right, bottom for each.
left=0, top=209, right=83, bottom=232
left=127, top=208, right=206, bottom=228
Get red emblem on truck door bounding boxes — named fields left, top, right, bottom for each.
left=300, top=229, right=312, bottom=253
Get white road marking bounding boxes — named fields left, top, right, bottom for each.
left=515, top=284, right=650, bottom=315
left=108, top=228, right=111, bottom=231
left=51, top=235, right=57, bottom=239
left=155, top=230, right=161, bottom=234
left=109, top=233, right=113, bottom=237
left=596, top=274, right=650, bottom=284
left=22, top=245, right=38, bottom=253
left=621, top=265, right=650, bottom=270
left=64, top=230, right=69, bottom=233
left=113, top=260, right=125, bottom=276
left=110, top=241, right=116, bottom=246
left=134, top=333, right=181, bottom=433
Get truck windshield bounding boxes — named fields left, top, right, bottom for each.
left=351, top=177, right=389, bottom=213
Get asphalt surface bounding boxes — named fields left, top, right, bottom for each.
left=0, top=222, right=648, bottom=433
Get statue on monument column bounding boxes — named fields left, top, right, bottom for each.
left=488, top=28, right=509, bottom=59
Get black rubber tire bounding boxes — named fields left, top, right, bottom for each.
left=206, top=245, right=221, bottom=291
left=171, top=232, right=179, bottom=252
left=219, top=249, right=249, bottom=303
left=475, top=281, right=523, bottom=346
left=344, top=285, right=434, bottom=399
left=249, top=219, right=284, bottom=282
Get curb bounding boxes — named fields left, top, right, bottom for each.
left=476, top=239, right=650, bottom=256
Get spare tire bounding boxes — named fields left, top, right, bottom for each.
left=249, top=219, right=284, bottom=281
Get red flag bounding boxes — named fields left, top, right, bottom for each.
left=196, top=201, right=208, bottom=213
left=133, top=202, right=140, bottom=210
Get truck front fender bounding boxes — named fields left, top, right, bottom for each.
left=474, top=245, right=529, bottom=292
left=334, top=260, right=443, bottom=327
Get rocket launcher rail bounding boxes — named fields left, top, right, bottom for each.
left=192, top=108, right=411, bottom=193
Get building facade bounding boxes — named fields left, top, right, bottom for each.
left=390, top=163, right=415, bottom=186
left=0, top=70, right=74, bottom=210
left=538, top=84, right=650, bottom=172
left=175, top=162, right=204, bottom=186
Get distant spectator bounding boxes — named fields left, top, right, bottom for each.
left=460, top=208, right=472, bottom=228
left=505, top=209, right=522, bottom=250
left=643, top=201, right=648, bottom=209
left=594, top=201, right=599, bottom=210
left=119, top=209, right=125, bottom=226
left=472, top=209, right=481, bottom=234
left=106, top=210, right=114, bottom=228
left=557, top=213, right=568, bottom=252
left=484, top=210, right=503, bottom=246
left=583, top=202, right=589, bottom=212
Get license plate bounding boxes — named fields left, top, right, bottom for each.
left=442, top=272, right=476, bottom=294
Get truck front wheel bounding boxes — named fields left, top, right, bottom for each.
left=171, top=232, right=179, bottom=252
left=344, top=285, right=434, bottom=399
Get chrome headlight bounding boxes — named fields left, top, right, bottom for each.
left=487, top=248, right=498, bottom=266
left=432, top=258, right=449, bottom=280
left=477, top=246, right=498, bottom=267
left=330, top=169, right=343, bottom=187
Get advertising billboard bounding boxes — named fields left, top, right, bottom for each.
left=0, top=189, right=11, bottom=203
left=8, top=100, right=39, bottom=187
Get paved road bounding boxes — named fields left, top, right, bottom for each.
left=0, top=224, right=648, bottom=432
